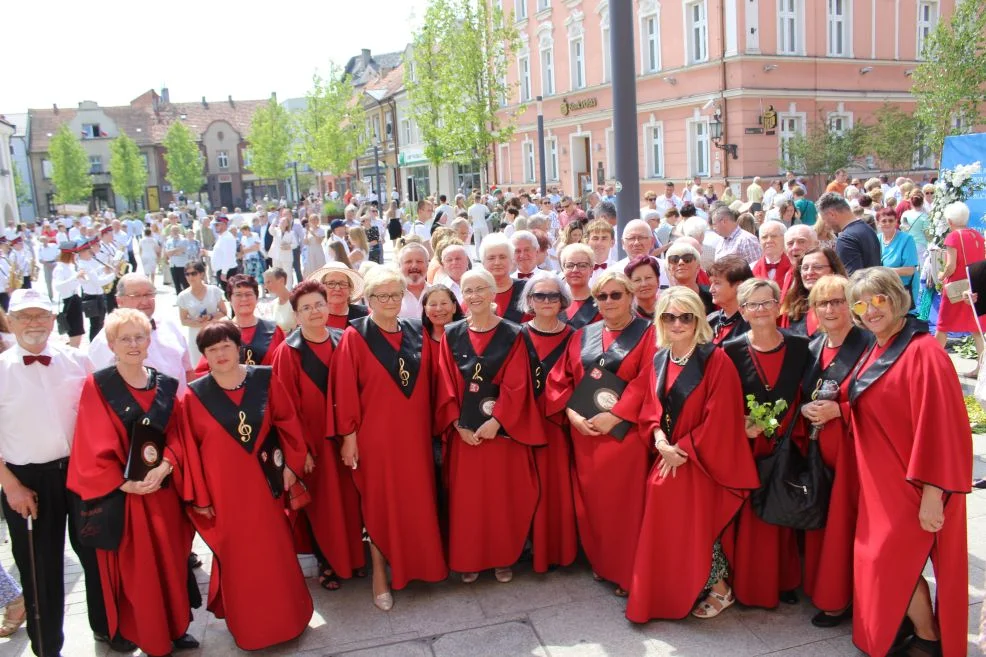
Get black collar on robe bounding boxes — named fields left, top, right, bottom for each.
left=722, top=332, right=809, bottom=411
left=501, top=279, right=528, bottom=323
left=446, top=318, right=520, bottom=385
left=566, top=297, right=599, bottom=330
left=849, top=317, right=928, bottom=404
left=802, top=326, right=871, bottom=399
left=520, top=324, right=573, bottom=398
left=350, top=316, right=423, bottom=399
left=653, top=343, right=715, bottom=437
left=285, top=327, right=344, bottom=395
left=241, top=319, right=277, bottom=365
left=92, top=366, right=178, bottom=433
left=707, top=309, right=750, bottom=345
left=189, top=365, right=272, bottom=453
left=348, top=303, right=369, bottom=321
left=579, top=317, right=650, bottom=374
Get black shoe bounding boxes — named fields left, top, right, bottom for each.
left=173, top=633, right=199, bottom=650
left=890, top=617, right=916, bottom=654
left=973, top=478, right=986, bottom=490
left=779, top=589, right=799, bottom=605
left=94, top=633, right=138, bottom=653
left=893, top=635, right=942, bottom=657
left=810, top=607, right=852, bottom=628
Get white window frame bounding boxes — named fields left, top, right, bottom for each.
left=686, top=0, right=709, bottom=65
left=777, top=0, right=804, bottom=56
left=536, top=0, right=550, bottom=10
left=644, top=121, right=665, bottom=179
left=569, top=36, right=586, bottom=90
left=515, top=0, right=527, bottom=20
left=687, top=119, right=710, bottom=177
left=498, top=144, right=511, bottom=183
left=827, top=111, right=853, bottom=135
left=777, top=112, right=806, bottom=173
left=89, top=155, right=102, bottom=174
left=518, top=54, right=532, bottom=102
left=826, top=0, right=851, bottom=57
left=41, top=159, right=53, bottom=179
left=522, top=141, right=536, bottom=183
left=401, top=119, right=412, bottom=145
left=599, top=5, right=612, bottom=83
left=640, top=8, right=661, bottom=73
left=539, top=41, right=555, bottom=96
left=546, top=137, right=559, bottom=181
left=916, top=1, right=938, bottom=59
left=217, top=150, right=229, bottom=170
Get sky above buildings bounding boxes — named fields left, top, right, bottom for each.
left=3, top=0, right=429, bottom=111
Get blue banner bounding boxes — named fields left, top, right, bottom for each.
left=940, top=134, right=986, bottom=231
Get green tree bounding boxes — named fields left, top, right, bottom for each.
left=911, top=1, right=986, bottom=157
left=247, top=98, right=294, bottom=186
left=162, top=121, right=205, bottom=197
left=295, top=69, right=365, bottom=192
left=13, top=166, right=31, bottom=207
left=48, top=124, right=93, bottom=204
left=780, top=115, right=868, bottom=176
left=865, top=103, right=921, bottom=172
left=108, top=133, right=148, bottom=209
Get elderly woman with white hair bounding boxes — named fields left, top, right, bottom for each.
left=935, top=201, right=986, bottom=365
left=517, top=272, right=578, bottom=573
left=480, top=234, right=528, bottom=322
left=680, top=216, right=717, bottom=270
left=435, top=268, right=542, bottom=584
left=666, top=241, right=714, bottom=314
left=846, top=267, right=972, bottom=657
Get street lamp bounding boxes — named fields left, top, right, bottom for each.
left=710, top=107, right=739, bottom=160
left=372, top=138, right=383, bottom=203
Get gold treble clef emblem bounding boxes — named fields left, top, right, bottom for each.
left=471, top=363, right=484, bottom=381
left=243, top=348, right=255, bottom=365
left=398, top=357, right=411, bottom=387
left=237, top=411, right=253, bottom=443
left=534, top=365, right=543, bottom=389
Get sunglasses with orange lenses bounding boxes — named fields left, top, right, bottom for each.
left=850, top=294, right=890, bottom=316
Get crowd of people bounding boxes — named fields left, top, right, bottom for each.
left=0, top=172, right=979, bottom=657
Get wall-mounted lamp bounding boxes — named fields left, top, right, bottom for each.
left=762, top=64, right=778, bottom=73
left=859, top=66, right=874, bottom=75
left=710, top=107, right=738, bottom=160
left=662, top=76, right=677, bottom=86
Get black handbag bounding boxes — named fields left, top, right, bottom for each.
left=74, top=489, right=126, bottom=550
left=81, top=295, right=105, bottom=319
left=56, top=312, right=70, bottom=335
left=749, top=407, right=833, bottom=530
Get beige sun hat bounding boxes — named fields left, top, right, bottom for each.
left=306, top=261, right=365, bottom=302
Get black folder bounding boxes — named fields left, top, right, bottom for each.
left=124, top=421, right=167, bottom=482
left=458, top=381, right=500, bottom=432
left=257, top=430, right=286, bottom=499
left=567, top=366, right=631, bottom=439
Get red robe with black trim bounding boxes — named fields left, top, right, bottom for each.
left=752, top=253, right=792, bottom=285
left=850, top=332, right=972, bottom=657
left=544, top=322, right=656, bottom=591
left=193, top=323, right=285, bottom=376
left=526, top=326, right=579, bottom=573
left=626, top=347, right=759, bottom=622
left=67, top=376, right=192, bottom=657
left=331, top=324, right=447, bottom=588
left=269, top=336, right=365, bottom=577
left=178, top=371, right=313, bottom=651
left=435, top=325, right=543, bottom=573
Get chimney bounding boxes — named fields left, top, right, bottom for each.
left=228, top=95, right=234, bottom=107
left=161, top=87, right=170, bottom=104
left=361, top=48, right=372, bottom=67
left=202, top=96, right=209, bottom=108
left=52, top=103, right=58, bottom=114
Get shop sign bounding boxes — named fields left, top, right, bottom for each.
left=560, top=97, right=598, bottom=117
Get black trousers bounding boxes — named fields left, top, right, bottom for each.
left=0, top=292, right=9, bottom=312
left=0, top=459, right=108, bottom=657
left=81, top=294, right=105, bottom=341
left=291, top=248, right=302, bottom=284
left=170, top=266, right=189, bottom=294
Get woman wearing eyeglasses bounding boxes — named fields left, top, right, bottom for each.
left=723, top=278, right=810, bottom=609
left=546, top=271, right=656, bottom=597
left=779, top=248, right=847, bottom=338
left=333, top=268, right=447, bottom=610
left=177, top=261, right=228, bottom=363
left=666, top=242, right=714, bottom=314
left=436, top=268, right=542, bottom=585
left=627, top=288, right=759, bottom=622
left=846, top=268, right=971, bottom=657
left=518, top=273, right=578, bottom=573
left=269, top=280, right=365, bottom=593
left=307, top=262, right=369, bottom=330
left=796, top=275, right=871, bottom=629
left=559, top=243, right=601, bottom=329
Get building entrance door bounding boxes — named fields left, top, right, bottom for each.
left=220, top=182, right=233, bottom=209
left=571, top=136, right=591, bottom=196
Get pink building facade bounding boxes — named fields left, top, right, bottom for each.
left=495, top=0, right=957, bottom=198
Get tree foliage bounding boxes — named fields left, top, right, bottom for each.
left=865, top=103, right=922, bottom=172
left=780, top=115, right=869, bottom=176
left=295, top=68, right=365, bottom=188
left=247, top=98, right=294, bottom=182
left=162, top=121, right=205, bottom=196
left=911, top=1, right=986, bottom=157
left=108, top=133, right=148, bottom=208
left=48, top=124, right=92, bottom=204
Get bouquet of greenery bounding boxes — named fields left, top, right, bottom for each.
left=745, top=395, right=789, bottom=438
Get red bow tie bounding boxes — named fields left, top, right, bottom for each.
left=23, top=355, right=51, bottom=366
left=593, top=263, right=608, bottom=271
left=516, top=272, right=534, bottom=279
left=765, top=262, right=779, bottom=271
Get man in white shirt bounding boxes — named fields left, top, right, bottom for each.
left=653, top=181, right=683, bottom=218
left=210, top=216, right=239, bottom=286
left=511, top=231, right=541, bottom=279
left=411, top=201, right=433, bottom=249
left=436, top=244, right=470, bottom=304
left=467, top=194, right=490, bottom=259
left=434, top=195, right=454, bottom=229
left=325, top=220, right=351, bottom=262
left=0, top=288, right=134, bottom=654
left=398, top=243, right=431, bottom=319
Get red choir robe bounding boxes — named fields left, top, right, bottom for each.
left=193, top=319, right=285, bottom=376
left=848, top=321, right=972, bottom=657
left=779, top=307, right=820, bottom=337
left=707, top=309, right=750, bottom=346
left=179, top=366, right=313, bottom=651
left=545, top=318, right=656, bottom=591
left=627, top=346, right=759, bottom=622
left=494, top=279, right=532, bottom=323
left=800, top=328, right=869, bottom=613
left=564, top=296, right=601, bottom=330
left=325, top=303, right=369, bottom=331
left=270, top=329, right=365, bottom=578
left=67, top=369, right=192, bottom=657
left=435, top=319, right=543, bottom=573
left=752, top=253, right=792, bottom=285
left=332, top=317, right=447, bottom=588
left=722, top=332, right=809, bottom=608
left=520, top=324, right=578, bottom=573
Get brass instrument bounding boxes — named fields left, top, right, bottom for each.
left=91, top=254, right=120, bottom=293
left=4, top=257, right=21, bottom=292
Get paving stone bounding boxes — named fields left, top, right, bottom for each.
left=432, top=620, right=544, bottom=657
left=332, top=639, right=433, bottom=656
left=474, top=566, right=573, bottom=617
left=386, top=578, right=488, bottom=638
left=733, top=600, right=850, bottom=652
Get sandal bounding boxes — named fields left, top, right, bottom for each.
left=494, top=567, right=513, bottom=583
left=691, top=587, right=735, bottom=619
left=318, top=569, right=341, bottom=591
left=592, top=572, right=603, bottom=582
left=613, top=587, right=629, bottom=598
left=461, top=572, right=479, bottom=584
left=0, top=596, right=26, bottom=638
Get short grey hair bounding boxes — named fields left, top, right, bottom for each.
left=681, top=217, right=709, bottom=242
left=692, top=196, right=708, bottom=209
left=441, top=244, right=469, bottom=263
left=666, top=241, right=702, bottom=260
left=511, top=230, right=539, bottom=251
left=116, top=273, right=154, bottom=298
left=479, top=233, right=514, bottom=261
left=759, top=220, right=787, bottom=238
left=595, top=201, right=617, bottom=221
left=518, top=272, right=573, bottom=314
left=737, top=277, right=781, bottom=306
left=944, top=201, right=971, bottom=227
left=398, top=241, right=430, bottom=262
left=711, top=205, right=738, bottom=224
left=815, top=192, right=851, bottom=215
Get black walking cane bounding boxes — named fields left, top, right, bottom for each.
left=26, top=515, right=43, bottom=657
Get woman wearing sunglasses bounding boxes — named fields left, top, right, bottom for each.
left=546, top=271, right=656, bottom=597
left=666, top=241, right=714, bottom=314
left=797, top=275, right=871, bottom=630
left=177, top=260, right=228, bottom=363
left=723, top=278, right=810, bottom=610
left=846, top=268, right=971, bottom=657
left=779, top=247, right=847, bottom=337
left=518, top=273, right=578, bottom=574
left=627, top=288, right=758, bottom=623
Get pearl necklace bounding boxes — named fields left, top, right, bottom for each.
left=669, top=344, right=697, bottom=365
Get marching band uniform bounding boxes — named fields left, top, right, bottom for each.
left=76, top=239, right=117, bottom=341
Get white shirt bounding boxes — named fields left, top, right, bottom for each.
left=273, top=300, right=297, bottom=333
left=434, top=273, right=464, bottom=303
left=435, top=204, right=454, bottom=224
left=399, top=284, right=431, bottom=320
left=653, top=195, right=683, bottom=217
left=468, top=204, right=489, bottom=233
left=0, top=342, right=93, bottom=464
left=76, top=256, right=116, bottom=296
left=212, top=230, right=239, bottom=273
left=88, top=316, right=192, bottom=396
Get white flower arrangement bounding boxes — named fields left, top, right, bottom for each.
left=928, top=161, right=985, bottom=249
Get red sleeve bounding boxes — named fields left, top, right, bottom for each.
left=177, top=393, right=213, bottom=508
left=490, top=339, right=545, bottom=446
left=67, top=376, right=127, bottom=500
left=544, top=331, right=583, bottom=416
left=162, top=397, right=186, bottom=491
left=434, top=334, right=463, bottom=434
left=330, top=328, right=361, bottom=437
left=268, top=373, right=308, bottom=477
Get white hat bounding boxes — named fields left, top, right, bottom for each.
left=8, top=289, right=53, bottom=313
left=306, top=262, right=366, bottom=302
